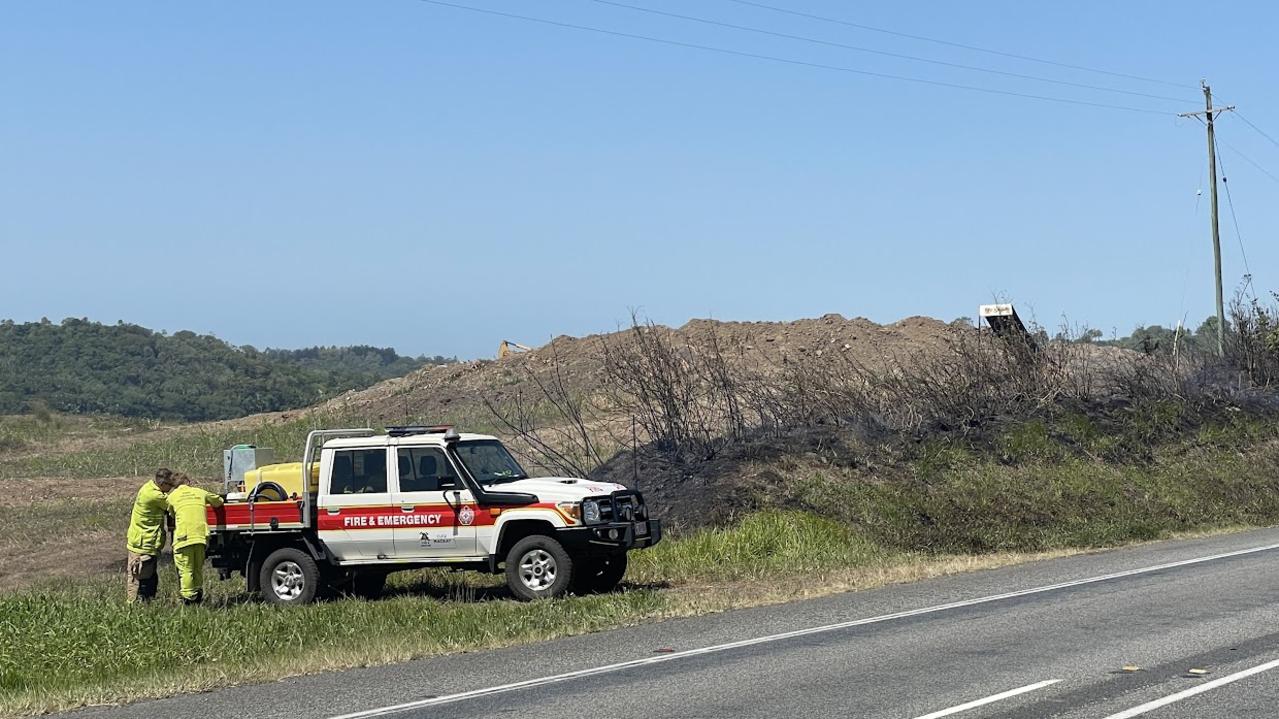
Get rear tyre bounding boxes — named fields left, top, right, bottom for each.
left=259, top=547, right=320, bottom=605
left=505, top=535, right=573, bottom=601
left=573, top=553, right=628, bottom=594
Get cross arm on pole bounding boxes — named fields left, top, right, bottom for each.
left=1179, top=106, right=1236, bottom=119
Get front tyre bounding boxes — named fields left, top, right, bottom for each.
left=505, top=535, right=573, bottom=601
left=259, top=547, right=320, bottom=605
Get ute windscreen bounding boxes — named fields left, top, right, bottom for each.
left=454, top=440, right=528, bottom=484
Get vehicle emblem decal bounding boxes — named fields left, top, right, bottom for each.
left=458, top=505, right=475, bottom=526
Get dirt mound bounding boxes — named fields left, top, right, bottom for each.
left=293, top=314, right=1142, bottom=535
left=314, top=314, right=973, bottom=427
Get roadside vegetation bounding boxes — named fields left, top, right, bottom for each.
left=0, top=512, right=1127, bottom=717
left=2, top=475, right=1268, bottom=711
left=790, top=415, right=1279, bottom=553
left=490, top=300, right=1279, bottom=526
left=4, top=416, right=1279, bottom=716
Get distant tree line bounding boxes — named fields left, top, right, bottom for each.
left=1034, top=304, right=1277, bottom=371
left=0, top=318, right=455, bottom=420
left=955, top=315, right=1225, bottom=356
left=1071, top=316, right=1224, bottom=356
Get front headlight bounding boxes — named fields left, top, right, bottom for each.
left=582, top=499, right=602, bottom=524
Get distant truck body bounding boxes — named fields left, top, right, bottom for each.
left=206, top=426, right=661, bottom=604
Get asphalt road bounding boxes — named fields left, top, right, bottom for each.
left=60, top=528, right=1279, bottom=719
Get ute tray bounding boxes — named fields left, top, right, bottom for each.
left=208, top=499, right=304, bottom=532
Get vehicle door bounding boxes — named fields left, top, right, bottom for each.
left=390, top=444, right=478, bottom=557
left=316, top=446, right=395, bottom=560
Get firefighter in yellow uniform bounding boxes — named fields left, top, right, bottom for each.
left=165, top=475, right=224, bottom=605
left=126, top=468, right=177, bottom=603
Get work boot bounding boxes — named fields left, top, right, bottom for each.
left=180, top=590, right=204, bottom=606
left=137, top=575, right=158, bottom=602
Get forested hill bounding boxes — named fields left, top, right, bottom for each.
left=0, top=318, right=454, bottom=420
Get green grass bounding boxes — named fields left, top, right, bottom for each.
left=0, top=414, right=160, bottom=456
left=0, top=415, right=340, bottom=480
left=0, top=511, right=883, bottom=716
left=791, top=417, right=1279, bottom=554
left=0, top=575, right=668, bottom=714
left=0, top=499, right=131, bottom=551
left=0, top=495, right=1272, bottom=717
left=629, top=510, right=887, bottom=584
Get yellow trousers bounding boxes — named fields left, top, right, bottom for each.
left=173, top=544, right=206, bottom=600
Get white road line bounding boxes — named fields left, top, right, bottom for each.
left=1102, top=657, right=1279, bottom=719
left=328, top=541, right=1279, bottom=719
left=910, top=679, right=1060, bottom=719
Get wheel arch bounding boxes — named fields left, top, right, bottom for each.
left=493, top=516, right=560, bottom=564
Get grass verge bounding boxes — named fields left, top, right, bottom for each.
left=787, top=419, right=1279, bottom=554
left=0, top=509, right=1268, bottom=718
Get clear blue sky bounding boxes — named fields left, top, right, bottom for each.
left=3, top=1, right=1277, bottom=359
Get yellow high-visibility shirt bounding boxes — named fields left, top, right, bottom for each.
left=166, top=485, right=225, bottom=551
left=126, top=480, right=169, bottom=556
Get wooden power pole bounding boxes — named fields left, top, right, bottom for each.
left=1179, top=82, right=1234, bottom=356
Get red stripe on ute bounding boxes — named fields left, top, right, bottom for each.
left=317, top=504, right=498, bottom=530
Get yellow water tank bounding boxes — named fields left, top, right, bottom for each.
left=243, top=462, right=320, bottom=498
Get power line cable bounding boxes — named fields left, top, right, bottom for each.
left=587, top=0, right=1192, bottom=104
left=720, top=0, right=1196, bottom=90
left=415, top=0, right=1174, bottom=116
left=1213, top=135, right=1254, bottom=294
left=1233, top=112, right=1279, bottom=151
left=1218, top=137, right=1279, bottom=186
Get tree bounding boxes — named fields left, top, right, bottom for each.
left=0, top=319, right=455, bottom=420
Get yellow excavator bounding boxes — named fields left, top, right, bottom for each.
left=497, top=340, right=533, bottom=359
